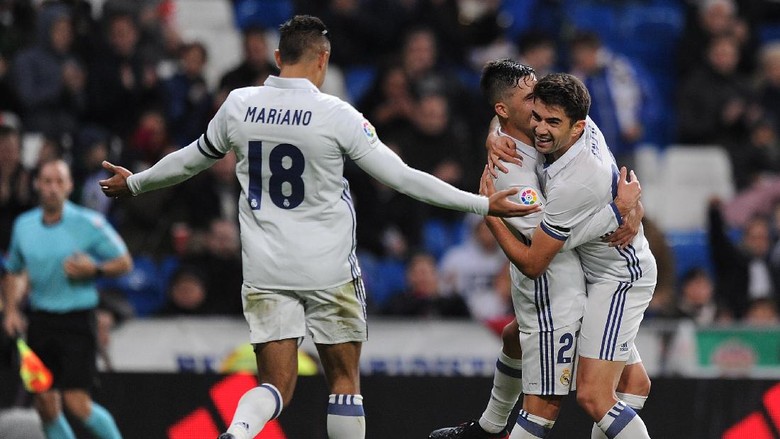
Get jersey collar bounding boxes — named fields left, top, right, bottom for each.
left=264, top=75, right=320, bottom=92
left=541, top=116, right=592, bottom=178
left=497, top=128, right=537, bottom=160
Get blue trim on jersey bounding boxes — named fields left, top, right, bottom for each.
left=496, top=358, right=523, bottom=379
left=609, top=202, right=624, bottom=226
left=260, top=384, right=282, bottom=419
left=627, top=245, right=643, bottom=278
left=202, top=134, right=226, bottom=158
left=516, top=410, right=549, bottom=438
left=611, top=164, right=619, bottom=200
left=340, top=179, right=367, bottom=319
left=606, top=404, right=636, bottom=438
left=540, top=221, right=568, bottom=241
left=600, top=282, right=631, bottom=360
left=534, top=274, right=555, bottom=395
left=196, top=138, right=222, bottom=159
left=616, top=246, right=639, bottom=282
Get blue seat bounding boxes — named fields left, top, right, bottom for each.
left=233, top=0, right=293, bottom=30
left=499, top=0, right=540, bottom=39
left=344, top=65, right=377, bottom=105
left=665, top=230, right=713, bottom=282
left=759, top=23, right=780, bottom=43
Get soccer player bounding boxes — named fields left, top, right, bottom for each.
left=98, top=15, right=535, bottom=439
left=2, top=159, right=132, bottom=439
left=429, top=60, right=649, bottom=439
left=481, top=73, right=657, bottom=438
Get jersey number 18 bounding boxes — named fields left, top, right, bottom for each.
left=247, top=141, right=305, bottom=210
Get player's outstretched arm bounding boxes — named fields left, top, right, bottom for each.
left=100, top=142, right=218, bottom=197
left=355, top=143, right=539, bottom=217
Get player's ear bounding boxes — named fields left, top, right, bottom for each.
left=273, top=49, right=282, bottom=69
left=494, top=102, right=508, bottom=119
left=573, top=119, right=586, bottom=137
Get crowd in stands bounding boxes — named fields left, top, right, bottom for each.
left=1, top=0, right=780, bottom=341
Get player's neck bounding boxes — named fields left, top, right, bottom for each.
left=42, top=206, right=64, bottom=225
left=279, top=65, right=321, bottom=88
left=500, top=123, right=533, bottom=147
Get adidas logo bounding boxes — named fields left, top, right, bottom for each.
left=168, top=374, right=287, bottom=438
left=723, top=383, right=780, bottom=438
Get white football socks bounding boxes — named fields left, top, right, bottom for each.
left=479, top=351, right=524, bottom=434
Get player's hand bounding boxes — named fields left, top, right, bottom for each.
left=2, top=308, right=26, bottom=338
left=481, top=165, right=541, bottom=217
left=613, top=167, right=641, bottom=218
left=606, top=201, right=644, bottom=249
left=99, top=161, right=133, bottom=198
left=63, top=252, right=98, bottom=280
left=486, top=131, right=521, bottom=177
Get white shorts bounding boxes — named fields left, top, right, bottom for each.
left=242, top=279, right=368, bottom=345
left=578, top=265, right=657, bottom=362
left=519, top=321, right=579, bottom=396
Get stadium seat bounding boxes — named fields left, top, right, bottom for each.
left=498, top=0, right=539, bottom=40
left=649, top=145, right=735, bottom=231
left=232, top=0, right=293, bottom=30
left=344, top=65, right=377, bottom=105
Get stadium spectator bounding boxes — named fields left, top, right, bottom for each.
left=319, top=0, right=393, bottom=68
left=756, top=41, right=780, bottom=135
left=381, top=251, right=469, bottom=318
left=709, top=198, right=777, bottom=319
left=439, top=215, right=510, bottom=322
left=670, top=267, right=721, bottom=325
left=568, top=31, right=661, bottom=169
left=677, top=35, right=759, bottom=151
left=0, top=124, right=34, bottom=253
left=157, top=268, right=209, bottom=315
left=216, top=26, right=278, bottom=105
left=356, top=63, right=416, bottom=133
left=744, top=297, right=780, bottom=325
left=12, top=2, right=87, bottom=141
left=86, top=12, right=162, bottom=140
left=677, top=0, right=757, bottom=76
left=162, top=41, right=213, bottom=148
left=2, top=159, right=131, bottom=439
left=72, top=125, right=114, bottom=216
left=516, top=30, right=558, bottom=77
left=731, top=116, right=780, bottom=189
left=0, top=54, right=22, bottom=115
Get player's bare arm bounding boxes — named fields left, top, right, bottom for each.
left=1, top=272, right=28, bottom=337
left=63, top=252, right=133, bottom=280
left=605, top=167, right=643, bottom=249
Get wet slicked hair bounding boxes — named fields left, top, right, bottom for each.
left=480, top=59, right=536, bottom=106
left=278, top=15, right=330, bottom=64
left=533, top=73, right=590, bottom=124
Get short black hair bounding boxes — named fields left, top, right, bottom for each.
left=480, top=59, right=536, bottom=106
left=533, top=73, right=590, bottom=124
left=278, top=15, right=329, bottom=64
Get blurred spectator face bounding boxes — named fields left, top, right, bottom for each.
left=570, top=39, right=600, bottom=74
left=743, top=217, right=771, bottom=258
left=745, top=299, right=780, bottom=325
left=0, top=128, right=21, bottom=170
left=35, top=161, right=72, bottom=211
left=109, top=15, right=139, bottom=58
left=403, top=30, right=437, bottom=79
left=132, top=110, right=169, bottom=161
left=331, top=0, right=358, bottom=13
left=181, top=43, right=207, bottom=78
left=50, top=16, right=73, bottom=54
left=521, top=43, right=556, bottom=75
left=382, top=67, right=411, bottom=101
left=708, top=36, right=739, bottom=75
left=206, top=219, right=240, bottom=258
left=415, top=94, right=449, bottom=135
left=244, top=30, right=269, bottom=68
left=700, top=0, right=736, bottom=35
left=760, top=43, right=780, bottom=86
left=682, top=271, right=714, bottom=306
left=406, top=253, right=439, bottom=297
left=170, top=272, right=206, bottom=310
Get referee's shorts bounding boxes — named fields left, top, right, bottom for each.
left=27, top=309, right=97, bottom=391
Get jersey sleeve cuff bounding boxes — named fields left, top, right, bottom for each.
left=610, top=202, right=624, bottom=226
left=540, top=221, right=568, bottom=241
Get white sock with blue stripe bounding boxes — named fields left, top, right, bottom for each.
left=509, top=409, right=554, bottom=438
left=595, top=400, right=650, bottom=438
left=327, top=394, right=365, bottom=439
left=591, top=393, right=647, bottom=438
left=479, top=351, right=523, bottom=434
left=226, top=383, right=282, bottom=439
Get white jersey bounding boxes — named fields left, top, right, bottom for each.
left=493, top=131, right=619, bottom=331
left=177, top=76, right=489, bottom=290
left=536, top=117, right=656, bottom=283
